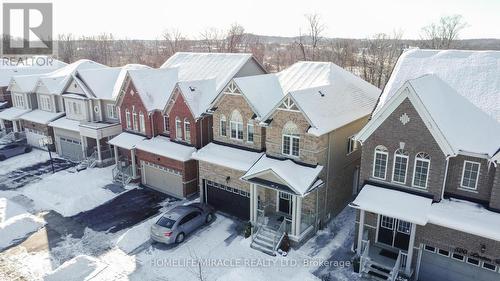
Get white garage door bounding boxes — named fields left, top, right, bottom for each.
left=25, top=129, right=46, bottom=148
left=419, top=245, right=500, bottom=281
left=141, top=161, right=183, bottom=198
left=59, top=137, right=83, bottom=161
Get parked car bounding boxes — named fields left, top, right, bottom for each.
left=0, top=143, right=32, bottom=160
left=151, top=203, right=214, bottom=244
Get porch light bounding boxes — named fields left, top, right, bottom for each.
left=226, top=176, right=230, bottom=183
left=481, top=244, right=486, bottom=253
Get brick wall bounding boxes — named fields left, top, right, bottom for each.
left=359, top=98, right=447, bottom=201
left=198, top=160, right=250, bottom=193
left=489, top=168, right=500, bottom=210
left=168, top=91, right=198, bottom=147
left=119, top=83, right=152, bottom=138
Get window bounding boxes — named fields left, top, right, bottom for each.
left=482, top=262, right=497, bottom=272
left=139, top=112, right=145, bottom=134
left=397, top=220, right=411, bottom=234
left=220, top=115, right=227, bottom=137
left=373, top=145, right=388, bottom=179
left=117, top=107, right=121, bottom=123
left=438, top=249, right=450, bottom=257
left=380, top=216, right=394, bottom=230
left=247, top=121, right=254, bottom=143
left=175, top=117, right=182, bottom=139
left=132, top=111, right=138, bottom=131
left=392, top=149, right=409, bottom=184
left=282, top=121, right=300, bottom=157
left=424, top=245, right=436, bottom=252
left=163, top=115, right=169, bottom=132
left=13, top=94, right=25, bottom=108
left=413, top=152, right=430, bottom=189
left=466, top=257, right=480, bottom=266
left=230, top=110, right=243, bottom=140
left=125, top=109, right=131, bottom=129
left=452, top=253, right=465, bottom=261
left=184, top=118, right=191, bottom=143
left=106, top=104, right=117, bottom=119
left=347, top=135, right=356, bottom=154
left=461, top=161, right=480, bottom=190
left=39, top=95, right=52, bottom=111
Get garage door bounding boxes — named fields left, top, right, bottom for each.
left=25, top=129, right=47, bottom=148
left=142, top=161, right=183, bottom=198
left=419, top=245, right=500, bottom=281
left=205, top=180, right=250, bottom=220
left=59, top=137, right=82, bottom=161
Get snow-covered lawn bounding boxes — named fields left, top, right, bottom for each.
left=0, top=149, right=49, bottom=172
left=22, top=166, right=131, bottom=217
left=44, top=255, right=107, bottom=281
left=0, top=198, right=45, bottom=250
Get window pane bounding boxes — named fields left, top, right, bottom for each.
left=393, top=155, right=408, bottom=183
left=220, top=120, right=226, bottom=136
left=292, top=137, right=299, bottom=156
left=413, top=160, right=429, bottom=188
left=283, top=136, right=290, bottom=155
left=373, top=152, right=387, bottom=179
left=237, top=123, right=243, bottom=140
left=230, top=122, right=237, bottom=138
left=247, top=124, right=254, bottom=142
left=461, top=162, right=480, bottom=189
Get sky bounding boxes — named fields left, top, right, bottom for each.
left=6, top=0, right=500, bottom=40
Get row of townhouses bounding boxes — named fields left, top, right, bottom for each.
left=351, top=49, right=500, bottom=281
left=0, top=49, right=498, bottom=281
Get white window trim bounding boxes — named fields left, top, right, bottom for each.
left=13, top=93, right=25, bottom=108
left=380, top=215, right=394, bottom=230
left=247, top=122, right=254, bottom=143
left=437, top=249, right=450, bottom=257
left=125, top=109, right=131, bottom=129
left=460, top=160, right=481, bottom=190
left=392, top=152, right=409, bottom=184
left=372, top=149, right=388, bottom=180
left=282, top=134, right=300, bottom=157
left=347, top=135, right=356, bottom=155
left=163, top=115, right=169, bottom=133
left=132, top=111, right=138, bottom=131
left=106, top=104, right=117, bottom=119
left=230, top=120, right=243, bottom=140
left=175, top=117, right=183, bottom=140
left=184, top=118, right=191, bottom=143
left=219, top=116, right=226, bottom=137
left=139, top=112, right=146, bottom=134
left=481, top=261, right=497, bottom=272
left=466, top=257, right=480, bottom=267
left=40, top=95, right=52, bottom=111
left=412, top=157, right=430, bottom=189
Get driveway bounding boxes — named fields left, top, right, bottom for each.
left=0, top=157, right=77, bottom=190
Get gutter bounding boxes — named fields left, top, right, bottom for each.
left=440, top=155, right=452, bottom=201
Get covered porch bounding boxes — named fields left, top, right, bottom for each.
left=241, top=155, right=323, bottom=254
left=350, top=184, right=433, bottom=280
left=79, top=122, right=122, bottom=167
left=108, top=132, right=145, bottom=185
left=0, top=107, right=31, bottom=133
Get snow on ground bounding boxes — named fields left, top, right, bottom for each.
left=22, top=166, right=131, bottom=217
left=0, top=198, right=45, bottom=250
left=44, top=255, right=107, bottom=281
left=0, top=149, right=49, bottom=172
left=116, top=214, right=162, bottom=254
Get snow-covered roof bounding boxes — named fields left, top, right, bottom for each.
left=0, top=56, right=67, bottom=87
left=0, top=107, right=31, bottom=121
left=108, top=132, right=145, bottom=150
left=77, top=64, right=150, bottom=101
left=8, top=73, right=46, bottom=93
left=350, top=185, right=432, bottom=225
left=241, top=155, right=323, bottom=196
left=376, top=49, right=500, bottom=122
left=161, top=52, right=254, bottom=94
left=38, top=60, right=108, bottom=95
left=176, top=79, right=217, bottom=118
left=192, top=143, right=264, bottom=171
left=234, top=62, right=380, bottom=132
left=127, top=68, right=179, bottom=112
left=48, top=117, right=80, bottom=132
left=20, top=110, right=64, bottom=125
left=135, top=136, right=195, bottom=162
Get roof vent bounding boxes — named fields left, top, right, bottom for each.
left=189, top=86, right=196, bottom=92
left=318, top=90, right=325, bottom=97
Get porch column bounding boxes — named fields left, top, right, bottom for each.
left=357, top=209, right=365, bottom=256
left=131, top=148, right=137, bottom=178
left=80, top=136, right=86, bottom=158
left=12, top=120, right=18, bottom=132
left=113, top=145, right=119, bottom=165
left=0, top=120, right=5, bottom=130
left=405, top=223, right=417, bottom=275
left=291, top=195, right=297, bottom=235
left=250, top=184, right=257, bottom=222
left=294, top=196, right=302, bottom=236
left=96, top=138, right=102, bottom=163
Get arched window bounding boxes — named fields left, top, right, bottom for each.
left=392, top=149, right=409, bottom=184
left=125, top=109, right=131, bottom=129
left=230, top=110, right=243, bottom=140
left=175, top=117, right=182, bottom=139
left=132, top=110, right=138, bottom=131
left=413, top=152, right=430, bottom=189
left=139, top=112, right=146, bottom=134
left=220, top=115, right=227, bottom=137
left=184, top=118, right=191, bottom=143
left=373, top=145, right=388, bottom=179
left=282, top=121, right=300, bottom=157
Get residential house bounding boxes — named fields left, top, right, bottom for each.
left=352, top=49, right=500, bottom=281
left=110, top=52, right=266, bottom=197
left=192, top=61, right=380, bottom=253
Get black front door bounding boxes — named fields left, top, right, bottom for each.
left=278, top=192, right=292, bottom=215
left=378, top=215, right=412, bottom=250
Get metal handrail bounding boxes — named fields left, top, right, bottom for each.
left=272, top=219, right=286, bottom=251
left=390, top=251, right=402, bottom=281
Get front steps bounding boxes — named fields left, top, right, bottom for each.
left=362, top=259, right=392, bottom=280
left=251, top=226, right=280, bottom=256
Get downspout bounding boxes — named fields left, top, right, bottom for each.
left=199, top=117, right=203, bottom=148
left=440, top=156, right=451, bottom=201
left=324, top=132, right=332, bottom=224
left=150, top=112, right=154, bottom=137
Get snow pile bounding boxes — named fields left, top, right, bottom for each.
left=22, top=166, right=124, bottom=217
left=116, top=214, right=161, bottom=254
left=0, top=149, right=49, bottom=171
left=44, top=255, right=107, bottom=281
left=0, top=197, right=45, bottom=249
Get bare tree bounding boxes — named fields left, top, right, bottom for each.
left=420, top=15, right=468, bottom=49
left=225, top=23, right=246, bottom=53
left=162, top=28, right=187, bottom=57
left=305, top=13, right=325, bottom=61
left=200, top=28, right=224, bottom=52
left=57, top=33, right=75, bottom=63
left=295, top=28, right=307, bottom=61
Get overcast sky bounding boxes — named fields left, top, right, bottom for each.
left=13, top=0, right=500, bottom=39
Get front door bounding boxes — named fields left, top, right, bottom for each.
left=278, top=192, right=292, bottom=215
left=377, top=215, right=412, bottom=250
